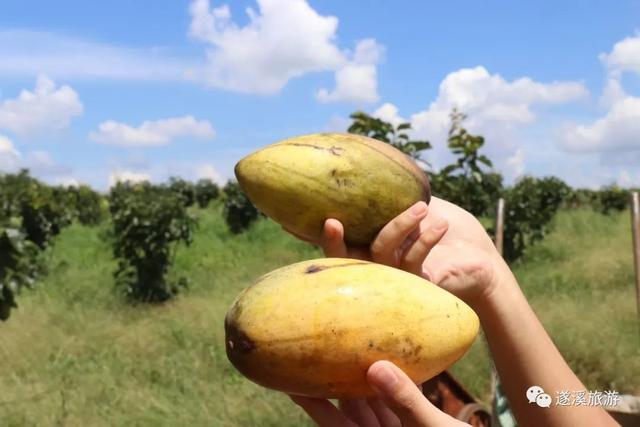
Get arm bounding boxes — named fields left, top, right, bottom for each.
left=473, top=259, right=616, bottom=426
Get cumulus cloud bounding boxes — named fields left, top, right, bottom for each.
left=372, top=102, right=406, bottom=127
left=0, top=134, right=21, bottom=172
left=559, top=94, right=640, bottom=152
left=195, top=164, right=223, bottom=184
left=599, top=32, right=640, bottom=76
left=505, top=148, right=526, bottom=179
left=25, top=151, right=72, bottom=176
left=108, top=170, right=151, bottom=188
left=188, top=0, right=344, bottom=94
left=90, top=116, right=215, bottom=146
left=373, top=67, right=586, bottom=173
left=559, top=32, right=640, bottom=154
left=0, top=75, right=83, bottom=136
left=316, top=39, right=384, bottom=104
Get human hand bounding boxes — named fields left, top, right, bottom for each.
left=284, top=200, right=449, bottom=276
left=290, top=360, right=471, bottom=427
left=284, top=196, right=508, bottom=309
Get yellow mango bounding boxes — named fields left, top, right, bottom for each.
left=234, top=133, right=430, bottom=246
left=225, top=258, right=479, bottom=398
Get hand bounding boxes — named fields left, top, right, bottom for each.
left=285, top=196, right=506, bottom=308
left=284, top=201, right=449, bottom=277
left=290, top=360, right=471, bottom=427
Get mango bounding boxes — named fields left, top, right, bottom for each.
left=234, top=133, right=430, bottom=246
left=225, top=258, right=479, bottom=398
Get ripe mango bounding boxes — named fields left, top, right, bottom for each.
left=234, top=133, right=430, bottom=246
left=225, top=258, right=479, bottom=398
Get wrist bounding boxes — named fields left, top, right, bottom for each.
left=467, top=255, right=520, bottom=315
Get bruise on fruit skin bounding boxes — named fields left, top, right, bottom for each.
left=225, top=321, right=256, bottom=355
left=286, top=143, right=345, bottom=156
left=305, top=261, right=369, bottom=274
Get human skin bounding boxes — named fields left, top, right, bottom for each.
left=284, top=197, right=618, bottom=427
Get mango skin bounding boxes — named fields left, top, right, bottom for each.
left=234, top=133, right=430, bottom=246
left=225, top=258, right=479, bottom=399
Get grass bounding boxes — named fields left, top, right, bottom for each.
left=0, top=204, right=638, bottom=425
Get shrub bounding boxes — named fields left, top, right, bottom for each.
left=0, top=217, right=44, bottom=320
left=502, top=176, right=571, bottom=262
left=223, top=182, right=259, bottom=234
left=109, top=182, right=196, bottom=302
left=0, top=170, right=73, bottom=249
left=195, top=179, right=220, bottom=208
left=598, top=185, right=629, bottom=215
left=168, top=177, right=196, bottom=207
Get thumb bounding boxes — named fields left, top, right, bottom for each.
left=366, top=361, right=469, bottom=427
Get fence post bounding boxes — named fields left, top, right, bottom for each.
left=631, top=192, right=640, bottom=322
left=495, top=198, right=505, bottom=256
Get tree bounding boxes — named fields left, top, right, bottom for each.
left=430, top=110, right=502, bottom=217
left=347, top=111, right=432, bottom=164
left=195, top=179, right=220, bottom=208
left=223, top=182, right=259, bottom=234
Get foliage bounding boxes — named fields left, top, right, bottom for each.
left=54, top=184, right=106, bottom=226
left=502, top=176, right=571, bottom=262
left=430, top=110, right=502, bottom=216
left=109, top=182, right=197, bottom=302
left=347, top=111, right=432, bottom=164
left=223, top=182, right=259, bottom=234
left=169, top=177, right=196, bottom=207
left=0, top=169, right=73, bottom=249
left=195, top=178, right=220, bottom=208
left=598, top=185, right=630, bottom=215
left=0, top=218, right=44, bottom=320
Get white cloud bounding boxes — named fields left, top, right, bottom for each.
left=372, top=102, right=406, bottom=127
left=0, top=134, right=21, bottom=172
left=108, top=170, right=151, bottom=188
left=90, top=116, right=215, bottom=146
left=559, top=95, right=640, bottom=152
left=505, top=148, right=525, bottom=179
left=599, top=32, right=640, bottom=76
left=316, top=39, right=383, bottom=104
left=195, top=164, right=223, bottom=184
left=0, top=29, right=190, bottom=81
left=371, top=67, right=587, bottom=173
left=25, top=151, right=72, bottom=176
left=188, top=0, right=345, bottom=94
left=0, top=75, right=83, bottom=136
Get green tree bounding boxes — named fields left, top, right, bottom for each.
left=430, top=110, right=502, bottom=217
left=223, top=182, right=259, bottom=234
left=195, top=179, right=220, bottom=208
left=347, top=111, right=432, bottom=163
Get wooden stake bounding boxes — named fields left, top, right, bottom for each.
left=495, top=198, right=505, bottom=257
left=631, top=192, right=640, bottom=322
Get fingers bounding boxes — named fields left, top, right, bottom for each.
left=339, top=398, right=380, bottom=426
left=289, top=395, right=356, bottom=427
left=367, top=361, right=469, bottom=427
left=370, top=202, right=428, bottom=266
left=400, top=218, right=448, bottom=275
left=366, top=396, right=402, bottom=427
left=320, top=219, right=349, bottom=258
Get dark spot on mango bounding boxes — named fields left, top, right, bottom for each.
left=306, top=264, right=328, bottom=274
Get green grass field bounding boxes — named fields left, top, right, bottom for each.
left=1, top=204, right=638, bottom=426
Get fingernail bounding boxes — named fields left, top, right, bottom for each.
left=432, top=218, right=448, bottom=232
left=410, top=202, right=427, bottom=217
left=370, top=363, right=398, bottom=395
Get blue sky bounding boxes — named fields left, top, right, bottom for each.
left=0, top=0, right=639, bottom=190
